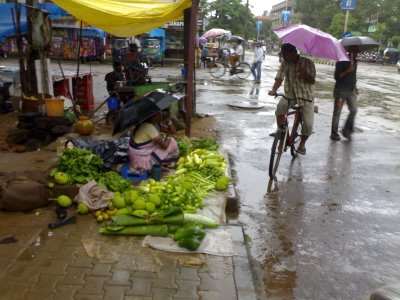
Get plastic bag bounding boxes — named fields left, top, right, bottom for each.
left=74, top=180, right=113, bottom=211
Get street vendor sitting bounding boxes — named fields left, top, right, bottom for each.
left=128, top=111, right=180, bottom=172
left=104, top=61, right=125, bottom=95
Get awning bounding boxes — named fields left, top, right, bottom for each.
left=50, top=0, right=192, bottom=37
left=0, top=3, right=69, bottom=41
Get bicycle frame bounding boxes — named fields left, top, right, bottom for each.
left=209, top=60, right=251, bottom=79
left=285, top=107, right=303, bottom=148
left=268, top=95, right=305, bottom=179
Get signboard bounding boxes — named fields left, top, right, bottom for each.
left=340, top=0, right=356, bottom=10
left=281, top=11, right=291, bottom=23
left=256, top=21, right=262, bottom=30
left=343, top=31, right=352, bottom=37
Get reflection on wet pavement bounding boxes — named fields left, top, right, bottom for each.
left=197, top=56, right=400, bottom=299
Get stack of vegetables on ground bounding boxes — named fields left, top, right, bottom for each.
left=48, top=139, right=231, bottom=250
left=100, top=207, right=217, bottom=251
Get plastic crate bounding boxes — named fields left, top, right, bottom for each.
left=120, top=163, right=149, bottom=181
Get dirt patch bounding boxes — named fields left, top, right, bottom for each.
left=0, top=111, right=217, bottom=153
left=0, top=112, right=19, bottom=152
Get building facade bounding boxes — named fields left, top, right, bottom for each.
left=269, top=0, right=299, bottom=29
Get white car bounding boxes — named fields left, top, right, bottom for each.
left=397, top=60, right=400, bottom=72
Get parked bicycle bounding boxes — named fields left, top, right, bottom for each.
left=268, top=93, right=313, bottom=179
left=209, top=51, right=252, bottom=79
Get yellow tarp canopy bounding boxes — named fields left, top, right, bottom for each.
left=50, top=0, right=192, bottom=36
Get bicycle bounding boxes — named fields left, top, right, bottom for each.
left=209, top=55, right=252, bottom=79
left=268, top=93, right=313, bottom=179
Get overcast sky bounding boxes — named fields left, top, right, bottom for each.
left=246, top=0, right=284, bottom=16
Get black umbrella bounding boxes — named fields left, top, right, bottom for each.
left=112, top=90, right=183, bottom=135
left=340, top=36, right=379, bottom=52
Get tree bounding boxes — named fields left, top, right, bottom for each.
left=203, top=0, right=255, bottom=38
left=328, top=12, right=357, bottom=38
left=295, top=0, right=340, bottom=31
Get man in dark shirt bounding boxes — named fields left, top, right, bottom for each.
left=331, top=46, right=359, bottom=140
left=104, top=61, right=125, bottom=95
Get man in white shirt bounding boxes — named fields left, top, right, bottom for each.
left=262, top=44, right=267, bottom=59
left=251, top=42, right=264, bottom=83
left=229, top=40, right=244, bottom=74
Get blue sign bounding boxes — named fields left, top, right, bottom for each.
left=340, top=0, right=356, bottom=10
left=281, top=11, right=291, bottom=23
left=343, top=31, right=352, bottom=37
left=256, top=21, right=262, bottom=30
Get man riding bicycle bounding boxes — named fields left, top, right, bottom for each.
left=268, top=43, right=316, bottom=155
left=229, top=40, right=244, bottom=75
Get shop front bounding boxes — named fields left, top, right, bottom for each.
left=163, top=21, right=185, bottom=63
left=51, top=17, right=105, bottom=62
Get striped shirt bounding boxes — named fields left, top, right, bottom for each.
left=276, top=56, right=316, bottom=104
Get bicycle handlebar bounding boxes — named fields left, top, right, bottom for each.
left=273, top=92, right=313, bottom=103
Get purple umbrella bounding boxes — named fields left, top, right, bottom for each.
left=273, top=24, right=349, bottom=61
left=198, top=36, right=207, bottom=45
left=202, top=28, right=231, bottom=39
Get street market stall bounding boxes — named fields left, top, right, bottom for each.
left=50, top=0, right=198, bottom=136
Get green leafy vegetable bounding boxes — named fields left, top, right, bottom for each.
left=98, top=171, right=132, bottom=192
left=51, top=148, right=103, bottom=184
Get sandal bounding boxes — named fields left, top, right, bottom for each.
left=296, top=147, right=306, bottom=155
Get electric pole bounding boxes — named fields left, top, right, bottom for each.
left=243, top=0, right=249, bottom=41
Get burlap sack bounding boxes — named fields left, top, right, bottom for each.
left=0, top=178, right=49, bottom=211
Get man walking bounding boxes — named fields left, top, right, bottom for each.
left=251, top=42, right=264, bottom=83
left=331, top=46, right=359, bottom=141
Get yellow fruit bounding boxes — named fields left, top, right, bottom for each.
left=97, top=215, right=104, bottom=222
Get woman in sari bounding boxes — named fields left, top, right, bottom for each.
left=128, top=111, right=180, bottom=171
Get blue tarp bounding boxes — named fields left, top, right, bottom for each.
left=0, top=3, right=105, bottom=41
left=147, top=28, right=166, bottom=52
left=80, top=27, right=106, bottom=38
left=0, top=4, right=27, bottom=41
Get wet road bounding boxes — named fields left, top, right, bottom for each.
left=195, top=55, right=400, bottom=300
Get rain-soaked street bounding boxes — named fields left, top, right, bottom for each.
left=195, top=54, right=400, bottom=300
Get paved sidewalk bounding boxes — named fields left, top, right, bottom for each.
left=0, top=145, right=258, bottom=300
left=0, top=202, right=257, bottom=300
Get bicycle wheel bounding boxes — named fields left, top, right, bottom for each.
left=269, top=127, right=288, bottom=179
left=209, top=62, right=226, bottom=78
left=290, top=117, right=302, bottom=158
left=235, top=62, right=252, bottom=79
